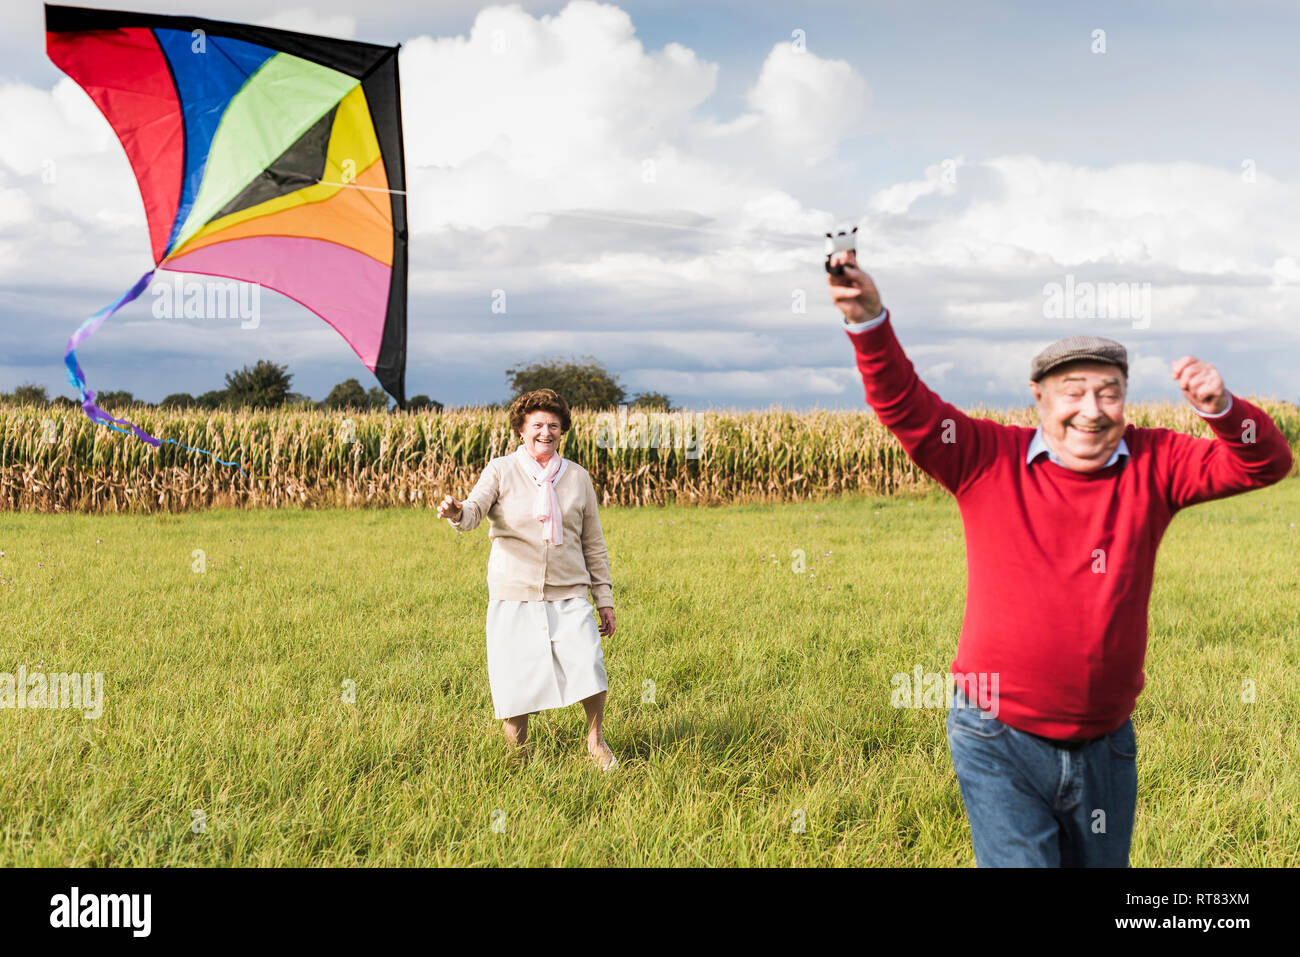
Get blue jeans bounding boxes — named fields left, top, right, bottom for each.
left=946, top=687, right=1137, bottom=867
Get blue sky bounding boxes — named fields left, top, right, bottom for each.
left=2, top=0, right=1297, bottom=410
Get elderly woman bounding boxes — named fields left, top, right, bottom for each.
left=437, top=388, right=618, bottom=770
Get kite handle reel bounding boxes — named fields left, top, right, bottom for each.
left=825, top=225, right=858, bottom=276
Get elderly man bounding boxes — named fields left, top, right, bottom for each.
left=827, top=249, right=1293, bottom=867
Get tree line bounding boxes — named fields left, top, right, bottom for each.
left=1, top=355, right=674, bottom=412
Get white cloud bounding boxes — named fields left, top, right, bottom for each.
left=399, top=3, right=870, bottom=235
left=256, top=9, right=358, bottom=40
left=1128, top=354, right=1177, bottom=393
left=401, top=5, right=717, bottom=165
left=1272, top=256, right=1300, bottom=285
left=708, top=43, right=871, bottom=166
left=0, top=183, right=35, bottom=229
left=0, top=2, right=1295, bottom=407
left=865, top=155, right=1300, bottom=281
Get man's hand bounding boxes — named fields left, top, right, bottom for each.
left=437, top=494, right=463, bottom=521
left=827, top=249, right=884, bottom=323
left=1172, top=356, right=1229, bottom=415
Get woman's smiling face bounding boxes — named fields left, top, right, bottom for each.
left=521, top=410, right=563, bottom=461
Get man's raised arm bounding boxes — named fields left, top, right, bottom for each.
left=1161, top=356, right=1293, bottom=509
left=828, top=250, right=1001, bottom=496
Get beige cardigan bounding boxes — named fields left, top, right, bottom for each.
left=447, top=451, right=613, bottom=608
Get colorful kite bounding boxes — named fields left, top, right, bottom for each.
left=45, top=3, right=408, bottom=460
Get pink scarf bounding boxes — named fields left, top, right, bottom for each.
left=516, top=445, right=564, bottom=545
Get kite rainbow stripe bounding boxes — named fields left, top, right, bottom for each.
left=45, top=3, right=408, bottom=460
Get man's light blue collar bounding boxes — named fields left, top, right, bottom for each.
left=1027, top=426, right=1129, bottom=468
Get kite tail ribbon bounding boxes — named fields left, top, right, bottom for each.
left=63, top=270, right=247, bottom=476
left=64, top=270, right=162, bottom=446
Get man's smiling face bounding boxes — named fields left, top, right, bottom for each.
left=1030, top=361, right=1127, bottom=472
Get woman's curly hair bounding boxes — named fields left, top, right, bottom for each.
left=508, top=389, right=572, bottom=436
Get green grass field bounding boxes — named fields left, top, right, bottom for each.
left=2, top=478, right=1297, bottom=866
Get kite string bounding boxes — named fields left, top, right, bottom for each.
left=541, top=209, right=815, bottom=250
left=317, top=177, right=818, bottom=250
left=63, top=270, right=248, bottom=477
left=317, top=179, right=407, bottom=194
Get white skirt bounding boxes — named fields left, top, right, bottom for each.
left=485, top=597, right=609, bottom=719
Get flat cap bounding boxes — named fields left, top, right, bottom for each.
left=1031, top=335, right=1128, bottom=382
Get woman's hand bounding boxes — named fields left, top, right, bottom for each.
left=597, top=606, right=616, bottom=637
left=827, top=249, right=884, bottom=323
left=437, top=494, right=463, bottom=521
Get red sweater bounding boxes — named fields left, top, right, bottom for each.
left=848, top=312, right=1294, bottom=739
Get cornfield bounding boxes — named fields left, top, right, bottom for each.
left=1, top=400, right=1296, bottom=513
